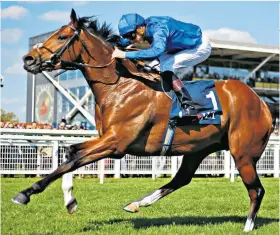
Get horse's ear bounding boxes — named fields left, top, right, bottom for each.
left=70, top=9, right=78, bottom=26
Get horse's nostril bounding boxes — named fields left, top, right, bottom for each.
left=23, top=55, right=36, bottom=66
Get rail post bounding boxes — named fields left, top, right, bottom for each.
left=224, top=150, right=231, bottom=178
left=114, top=159, right=121, bottom=178
left=171, top=156, right=178, bottom=178
left=52, top=141, right=59, bottom=171
left=99, top=159, right=105, bottom=184
left=230, top=154, right=236, bottom=183
left=152, top=157, right=157, bottom=180
left=274, top=145, right=280, bottom=178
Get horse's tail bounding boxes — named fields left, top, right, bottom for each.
left=265, top=102, right=279, bottom=129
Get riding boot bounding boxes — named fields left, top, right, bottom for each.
left=171, top=73, right=197, bottom=116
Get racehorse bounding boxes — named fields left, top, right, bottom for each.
left=14, top=9, right=278, bottom=232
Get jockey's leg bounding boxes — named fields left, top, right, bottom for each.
left=171, top=73, right=197, bottom=114
left=159, top=35, right=211, bottom=116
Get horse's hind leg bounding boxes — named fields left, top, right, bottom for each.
left=233, top=155, right=265, bottom=232
left=123, top=151, right=207, bottom=213
left=229, top=118, right=269, bottom=232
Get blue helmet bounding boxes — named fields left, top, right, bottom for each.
left=118, top=13, right=145, bottom=36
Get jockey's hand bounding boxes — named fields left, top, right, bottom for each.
left=111, top=47, right=126, bottom=59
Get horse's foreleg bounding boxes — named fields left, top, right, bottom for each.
left=61, top=153, right=125, bottom=214
left=12, top=131, right=118, bottom=207
left=124, top=154, right=204, bottom=213
left=234, top=157, right=265, bottom=232
left=61, top=172, right=77, bottom=214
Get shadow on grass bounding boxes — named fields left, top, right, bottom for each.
left=81, top=216, right=278, bottom=232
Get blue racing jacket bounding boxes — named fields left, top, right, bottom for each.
left=124, top=16, right=202, bottom=60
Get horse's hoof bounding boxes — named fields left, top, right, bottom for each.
left=66, top=197, right=78, bottom=214
left=11, top=193, right=30, bottom=205
left=243, top=218, right=255, bottom=232
left=123, top=202, right=139, bottom=213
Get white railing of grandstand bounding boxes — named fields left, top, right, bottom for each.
left=0, top=128, right=279, bottom=183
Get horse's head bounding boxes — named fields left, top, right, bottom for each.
left=22, top=9, right=113, bottom=74
left=22, top=9, right=82, bottom=74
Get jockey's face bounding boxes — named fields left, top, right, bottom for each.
left=131, top=25, right=146, bottom=44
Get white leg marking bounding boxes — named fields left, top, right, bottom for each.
left=138, top=189, right=163, bottom=207
left=243, top=218, right=255, bottom=232
left=62, top=172, right=74, bottom=206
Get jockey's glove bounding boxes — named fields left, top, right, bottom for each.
left=106, top=34, right=130, bottom=48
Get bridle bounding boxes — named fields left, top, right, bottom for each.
left=34, top=25, right=116, bottom=74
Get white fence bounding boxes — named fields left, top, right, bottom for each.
left=0, top=128, right=279, bottom=183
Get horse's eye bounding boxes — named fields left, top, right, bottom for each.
left=58, top=35, right=68, bottom=41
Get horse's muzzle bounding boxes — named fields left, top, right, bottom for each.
left=22, top=54, right=39, bottom=74
left=22, top=54, right=55, bottom=74
left=23, top=55, right=36, bottom=66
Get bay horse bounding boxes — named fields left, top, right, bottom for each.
left=14, top=9, right=278, bottom=232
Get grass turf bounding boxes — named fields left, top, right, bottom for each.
left=1, top=177, right=279, bottom=235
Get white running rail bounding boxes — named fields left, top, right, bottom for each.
left=0, top=128, right=279, bottom=183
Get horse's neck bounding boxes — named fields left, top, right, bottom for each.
left=82, top=67, right=118, bottom=105
left=80, top=31, right=113, bottom=67
left=80, top=31, right=120, bottom=105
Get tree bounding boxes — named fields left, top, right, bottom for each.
left=0, top=109, right=19, bottom=122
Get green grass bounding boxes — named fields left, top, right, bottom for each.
left=1, top=177, right=279, bottom=235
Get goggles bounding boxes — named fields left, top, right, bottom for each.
left=122, top=31, right=137, bottom=41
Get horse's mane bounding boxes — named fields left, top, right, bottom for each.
left=77, top=16, right=114, bottom=41
left=75, top=15, right=161, bottom=86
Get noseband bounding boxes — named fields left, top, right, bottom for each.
left=34, top=25, right=115, bottom=73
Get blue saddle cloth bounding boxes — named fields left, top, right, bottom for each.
left=169, top=80, right=222, bottom=124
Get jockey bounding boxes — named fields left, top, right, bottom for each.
left=112, top=13, right=212, bottom=116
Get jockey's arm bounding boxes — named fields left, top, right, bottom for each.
left=125, top=24, right=169, bottom=60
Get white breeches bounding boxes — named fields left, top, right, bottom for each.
left=159, top=33, right=212, bottom=73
